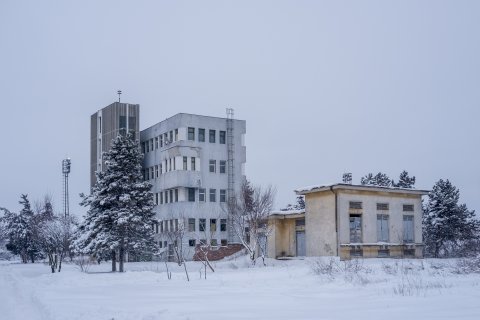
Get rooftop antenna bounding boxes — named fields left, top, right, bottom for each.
left=342, top=173, right=352, bottom=184
left=117, top=90, right=122, bottom=103
left=62, top=158, right=71, bottom=217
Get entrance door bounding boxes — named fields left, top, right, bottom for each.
left=296, top=231, right=306, bottom=256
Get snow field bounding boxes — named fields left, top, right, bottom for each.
left=1, top=257, right=479, bottom=320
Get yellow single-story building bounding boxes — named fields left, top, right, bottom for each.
left=267, top=183, right=428, bottom=259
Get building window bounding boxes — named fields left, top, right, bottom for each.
left=209, top=189, right=216, bottom=202
left=378, top=249, right=390, bottom=257
left=219, top=131, right=226, bottom=144
left=349, top=214, right=362, bottom=243
left=221, top=239, right=228, bottom=246
left=220, top=219, right=227, bottom=232
left=199, top=188, right=206, bottom=202
left=165, top=190, right=168, bottom=203
left=199, top=219, right=206, bottom=232
left=155, top=223, right=159, bottom=234
left=403, top=204, right=414, bottom=212
left=377, top=203, right=389, bottom=210
left=169, top=131, right=173, bottom=142
left=155, top=165, right=159, bottom=178
left=175, top=129, right=178, bottom=141
left=210, top=219, right=217, bottom=232
left=198, top=128, right=205, bottom=142
left=209, top=160, right=216, bottom=173
left=209, top=129, right=216, bottom=143
left=191, top=157, right=196, bottom=171
left=220, top=189, right=226, bottom=203
left=211, top=239, right=218, bottom=246
left=146, top=141, right=150, bottom=152
left=183, top=156, right=188, bottom=170
left=188, top=188, right=195, bottom=202
left=160, top=192, right=163, bottom=204
left=188, top=127, right=195, bottom=141
left=403, top=215, right=414, bottom=242
left=175, top=189, right=179, bottom=202
left=155, top=137, right=159, bottom=149
left=160, top=135, right=163, bottom=147
left=188, top=218, right=195, bottom=232
left=159, top=164, right=162, bottom=175
left=169, top=190, right=173, bottom=203
left=349, top=201, right=362, bottom=210
left=350, top=248, right=363, bottom=257
left=150, top=139, right=154, bottom=151
left=189, top=239, right=196, bottom=247
left=377, top=214, right=389, bottom=242
left=219, top=160, right=226, bottom=174
left=141, top=142, right=145, bottom=154
left=150, top=167, right=154, bottom=180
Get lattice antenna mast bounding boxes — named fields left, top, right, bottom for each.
left=62, top=158, right=71, bottom=217
left=117, top=90, right=122, bottom=103
left=226, top=108, right=235, bottom=243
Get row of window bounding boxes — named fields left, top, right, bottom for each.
left=349, top=201, right=414, bottom=212
left=153, top=188, right=227, bottom=205
left=144, top=157, right=198, bottom=180
left=142, top=129, right=179, bottom=153
left=143, top=158, right=227, bottom=181
left=142, top=127, right=228, bottom=154
left=158, top=239, right=229, bottom=249
left=153, top=218, right=228, bottom=234
left=349, top=214, right=415, bottom=243
left=188, top=127, right=226, bottom=144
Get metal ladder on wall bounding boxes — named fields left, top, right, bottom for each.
left=226, top=108, right=235, bottom=243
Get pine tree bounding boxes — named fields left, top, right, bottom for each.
left=394, top=170, right=416, bottom=188
left=75, top=133, right=157, bottom=272
left=360, top=172, right=392, bottom=187
left=423, top=179, right=479, bottom=258
left=4, top=195, right=42, bottom=263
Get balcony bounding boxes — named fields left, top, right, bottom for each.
left=154, top=170, right=202, bottom=189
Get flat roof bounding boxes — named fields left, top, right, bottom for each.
left=295, top=183, right=429, bottom=196
left=269, top=209, right=305, bottom=219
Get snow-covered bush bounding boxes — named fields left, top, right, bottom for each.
left=452, top=256, right=480, bottom=274
left=310, top=257, right=372, bottom=285
left=73, top=255, right=94, bottom=273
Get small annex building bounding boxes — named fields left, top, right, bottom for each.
left=267, top=183, right=428, bottom=259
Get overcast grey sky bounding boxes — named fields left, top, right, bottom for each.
left=1, top=0, right=479, bottom=216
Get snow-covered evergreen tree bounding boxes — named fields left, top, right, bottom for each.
left=74, top=133, right=157, bottom=272
left=3, top=195, right=42, bottom=263
left=423, top=179, right=479, bottom=258
left=393, top=170, right=416, bottom=188
left=360, top=172, right=392, bottom=187
left=281, top=196, right=305, bottom=211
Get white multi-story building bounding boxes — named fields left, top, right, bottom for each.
left=91, top=104, right=246, bottom=261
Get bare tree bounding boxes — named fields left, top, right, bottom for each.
left=40, top=214, right=77, bottom=273
left=164, top=214, right=190, bottom=281
left=229, top=181, right=275, bottom=266
left=194, top=215, right=222, bottom=279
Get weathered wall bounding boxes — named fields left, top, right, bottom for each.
left=305, top=192, right=336, bottom=256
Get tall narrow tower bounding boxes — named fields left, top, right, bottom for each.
left=62, top=158, right=71, bottom=217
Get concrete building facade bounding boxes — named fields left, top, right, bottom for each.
left=267, top=184, right=428, bottom=259
left=90, top=102, right=140, bottom=188
left=140, top=113, right=246, bottom=260
left=90, top=103, right=246, bottom=261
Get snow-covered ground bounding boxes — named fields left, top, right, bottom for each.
left=1, top=256, right=479, bottom=320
